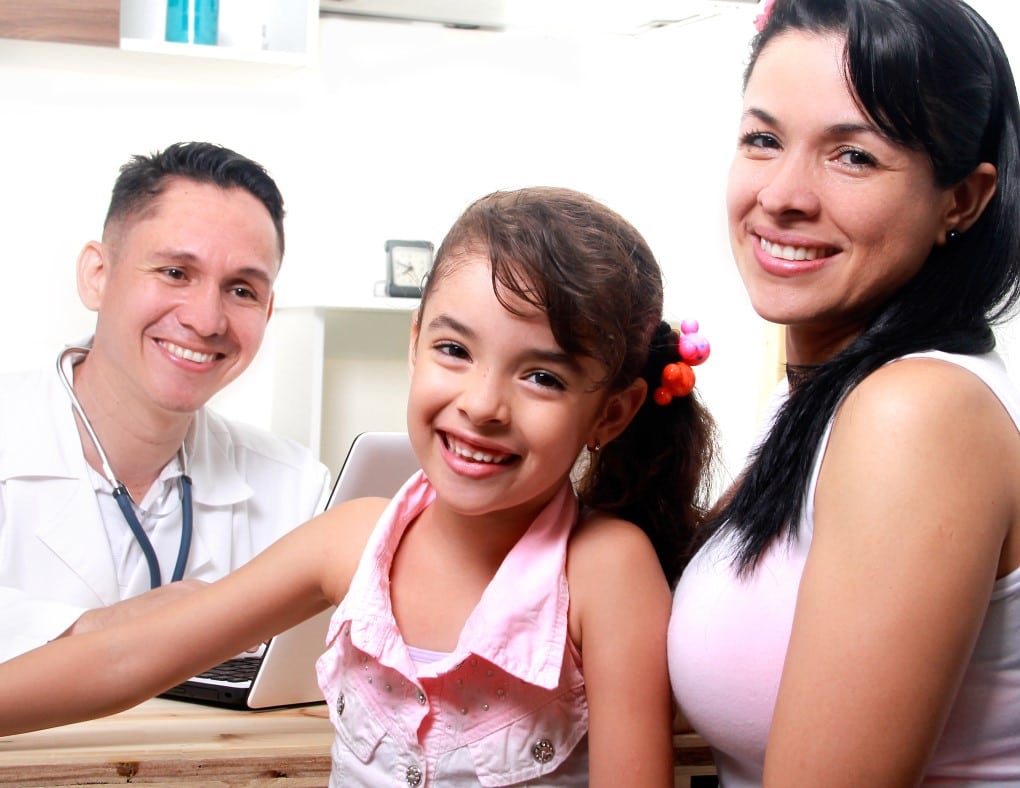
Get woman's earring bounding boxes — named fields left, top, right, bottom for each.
left=947, top=228, right=961, bottom=243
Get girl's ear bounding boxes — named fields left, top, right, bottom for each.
left=942, top=162, right=997, bottom=240
left=76, top=241, right=108, bottom=312
left=591, top=378, right=648, bottom=449
left=408, top=315, right=420, bottom=375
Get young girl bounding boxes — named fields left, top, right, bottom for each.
left=0, top=187, right=716, bottom=786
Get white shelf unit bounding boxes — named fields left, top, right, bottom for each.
left=270, top=303, right=418, bottom=475
left=120, top=0, right=318, bottom=65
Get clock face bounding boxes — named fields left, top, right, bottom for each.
left=385, top=240, right=434, bottom=298
left=391, top=246, right=430, bottom=287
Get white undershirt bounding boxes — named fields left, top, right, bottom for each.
left=407, top=645, right=449, bottom=670
left=85, top=457, right=186, bottom=598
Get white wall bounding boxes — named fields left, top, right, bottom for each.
left=1, top=0, right=1016, bottom=483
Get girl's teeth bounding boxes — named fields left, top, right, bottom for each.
left=449, top=439, right=509, bottom=464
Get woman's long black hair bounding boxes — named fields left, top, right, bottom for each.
left=698, top=0, right=1020, bottom=572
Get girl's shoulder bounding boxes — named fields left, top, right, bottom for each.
left=312, top=496, right=391, bottom=602
left=567, top=509, right=660, bottom=566
left=566, top=510, right=669, bottom=604
left=564, top=509, right=672, bottom=657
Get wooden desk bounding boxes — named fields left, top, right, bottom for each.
left=0, top=697, right=715, bottom=786
left=0, top=698, right=334, bottom=786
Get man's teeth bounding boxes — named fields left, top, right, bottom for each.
left=760, top=238, right=827, bottom=261
left=161, top=341, right=216, bottom=363
left=448, top=438, right=511, bottom=464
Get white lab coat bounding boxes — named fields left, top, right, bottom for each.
left=0, top=366, right=331, bottom=662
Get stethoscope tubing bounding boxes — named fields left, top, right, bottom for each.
left=56, top=346, right=193, bottom=589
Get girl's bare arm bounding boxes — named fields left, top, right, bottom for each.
left=568, top=514, right=676, bottom=787
left=0, top=496, right=385, bottom=735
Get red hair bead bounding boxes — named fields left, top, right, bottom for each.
left=653, top=319, right=709, bottom=406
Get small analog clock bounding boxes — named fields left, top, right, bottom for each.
left=385, top=240, right=434, bottom=298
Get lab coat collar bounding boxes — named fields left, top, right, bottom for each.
left=0, top=350, right=254, bottom=604
left=0, top=365, right=92, bottom=482
left=0, top=345, right=255, bottom=509
left=184, top=409, right=255, bottom=507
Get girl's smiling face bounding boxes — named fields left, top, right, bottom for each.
left=726, top=31, right=957, bottom=363
left=407, top=252, right=616, bottom=527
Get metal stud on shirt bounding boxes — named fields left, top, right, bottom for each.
left=532, top=739, right=555, bottom=764
left=406, top=764, right=423, bottom=786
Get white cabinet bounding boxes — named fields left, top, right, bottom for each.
left=268, top=303, right=417, bottom=475
left=120, top=0, right=317, bottom=64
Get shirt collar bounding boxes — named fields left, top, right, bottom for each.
left=0, top=340, right=253, bottom=508
left=344, top=472, right=577, bottom=690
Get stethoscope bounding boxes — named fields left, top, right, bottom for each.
left=56, top=346, right=193, bottom=589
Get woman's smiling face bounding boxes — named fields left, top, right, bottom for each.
left=726, top=31, right=956, bottom=363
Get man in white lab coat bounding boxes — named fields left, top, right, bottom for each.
left=0, top=142, right=330, bottom=662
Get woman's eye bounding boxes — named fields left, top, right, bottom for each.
left=837, top=147, right=878, bottom=168
left=435, top=341, right=469, bottom=360
left=740, top=130, right=780, bottom=150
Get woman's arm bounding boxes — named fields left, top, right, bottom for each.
left=764, top=359, right=1018, bottom=786
left=0, top=496, right=386, bottom=736
left=568, top=514, right=675, bottom=787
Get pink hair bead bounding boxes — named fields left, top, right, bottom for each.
left=678, top=320, right=711, bottom=366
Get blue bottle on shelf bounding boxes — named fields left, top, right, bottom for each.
left=166, top=0, right=219, bottom=45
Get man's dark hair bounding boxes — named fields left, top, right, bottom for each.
left=104, top=141, right=286, bottom=258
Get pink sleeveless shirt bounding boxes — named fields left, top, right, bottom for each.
left=316, top=472, right=589, bottom=787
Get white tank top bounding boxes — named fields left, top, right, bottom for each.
left=668, top=351, right=1020, bottom=786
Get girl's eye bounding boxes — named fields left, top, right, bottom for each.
left=740, top=130, right=780, bottom=150
left=836, top=147, right=878, bottom=168
left=526, top=370, right=565, bottom=390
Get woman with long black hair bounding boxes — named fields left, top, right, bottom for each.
left=669, top=0, right=1020, bottom=784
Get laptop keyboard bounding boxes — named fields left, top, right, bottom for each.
left=196, top=657, right=260, bottom=683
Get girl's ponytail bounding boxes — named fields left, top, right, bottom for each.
left=576, top=321, right=718, bottom=585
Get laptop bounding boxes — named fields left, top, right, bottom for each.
left=161, top=431, right=420, bottom=709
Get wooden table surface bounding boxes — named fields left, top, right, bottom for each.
left=0, top=697, right=714, bottom=786
left=0, top=697, right=334, bottom=786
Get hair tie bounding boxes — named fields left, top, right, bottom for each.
left=754, top=0, right=776, bottom=32
left=653, top=319, right=710, bottom=406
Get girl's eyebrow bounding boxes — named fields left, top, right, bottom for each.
left=426, top=312, right=584, bottom=373
left=427, top=313, right=474, bottom=338
left=530, top=348, right=584, bottom=374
